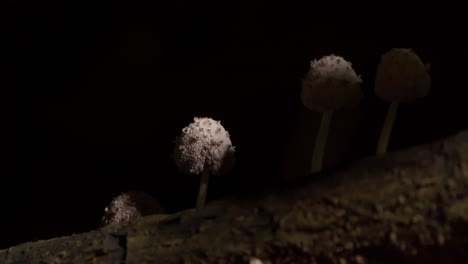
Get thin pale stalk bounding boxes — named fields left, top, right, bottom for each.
left=377, top=102, right=399, bottom=155
left=196, top=168, right=210, bottom=209
left=310, top=110, right=333, bottom=174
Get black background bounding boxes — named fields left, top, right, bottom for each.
left=8, top=0, right=468, bottom=249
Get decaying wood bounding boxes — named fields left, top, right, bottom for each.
left=2, top=130, right=468, bottom=264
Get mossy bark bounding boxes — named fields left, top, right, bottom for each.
left=2, top=130, right=468, bottom=264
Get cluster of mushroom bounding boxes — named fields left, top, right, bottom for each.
left=101, top=117, right=236, bottom=226
left=100, top=48, right=431, bottom=226
left=301, top=48, right=431, bottom=173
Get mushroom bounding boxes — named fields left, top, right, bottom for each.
left=301, top=54, right=363, bottom=173
left=374, top=48, right=431, bottom=155
left=101, top=190, right=164, bottom=226
left=173, top=117, right=235, bottom=209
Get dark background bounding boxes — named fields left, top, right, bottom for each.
left=8, top=1, right=468, bottom=249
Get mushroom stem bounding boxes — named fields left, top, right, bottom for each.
left=196, top=167, right=210, bottom=209
left=377, top=101, right=399, bottom=155
left=310, top=110, right=333, bottom=174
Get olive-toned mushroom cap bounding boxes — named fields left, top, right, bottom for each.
left=374, top=48, right=431, bottom=103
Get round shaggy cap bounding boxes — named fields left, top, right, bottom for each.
left=301, top=54, right=363, bottom=112
left=374, top=48, right=431, bottom=103
left=173, top=117, right=235, bottom=175
left=102, top=191, right=164, bottom=225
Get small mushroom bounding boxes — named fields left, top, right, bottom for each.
left=173, top=117, right=235, bottom=209
left=101, top=190, right=164, bottom=226
left=301, top=54, right=363, bottom=173
left=374, top=48, right=431, bottom=155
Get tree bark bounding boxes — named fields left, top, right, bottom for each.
left=2, top=130, right=468, bottom=264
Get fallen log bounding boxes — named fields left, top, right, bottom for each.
left=2, top=130, right=468, bottom=264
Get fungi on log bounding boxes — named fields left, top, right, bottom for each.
left=2, top=130, right=468, bottom=264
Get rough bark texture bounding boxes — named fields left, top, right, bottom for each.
left=2, top=130, right=468, bottom=264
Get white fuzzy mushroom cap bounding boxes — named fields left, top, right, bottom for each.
left=173, top=117, right=236, bottom=175
left=374, top=48, right=431, bottom=103
left=301, top=54, right=363, bottom=112
left=101, top=191, right=164, bottom=225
